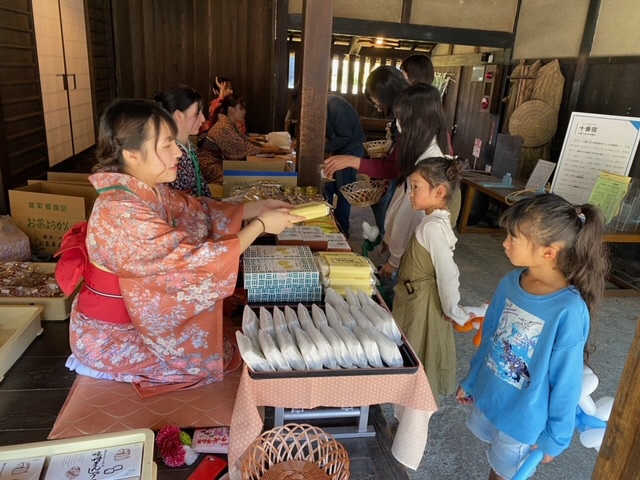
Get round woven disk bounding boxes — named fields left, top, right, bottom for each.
left=260, top=460, right=330, bottom=480
left=509, top=100, right=557, bottom=147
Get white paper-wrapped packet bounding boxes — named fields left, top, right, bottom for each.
left=311, top=304, right=328, bottom=329
left=353, top=326, right=383, bottom=368
left=236, top=331, right=271, bottom=372
left=320, top=324, right=354, bottom=368
left=325, top=287, right=349, bottom=310
left=273, top=307, right=288, bottom=333
left=326, top=306, right=369, bottom=368
left=297, top=303, right=313, bottom=328
left=258, top=330, right=291, bottom=371
left=365, top=324, right=403, bottom=367
left=358, top=292, right=404, bottom=345
left=349, top=304, right=375, bottom=329
left=324, top=303, right=344, bottom=328
left=292, top=325, right=324, bottom=370
left=334, top=303, right=358, bottom=331
left=345, top=288, right=361, bottom=308
left=284, top=306, right=302, bottom=332
left=275, top=327, right=306, bottom=370
left=360, top=304, right=388, bottom=333
left=259, top=307, right=275, bottom=336
left=242, top=306, right=260, bottom=349
left=303, top=321, right=337, bottom=369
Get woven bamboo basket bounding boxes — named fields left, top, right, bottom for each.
left=241, top=424, right=350, bottom=480
left=363, top=139, right=391, bottom=158
left=340, top=179, right=388, bottom=207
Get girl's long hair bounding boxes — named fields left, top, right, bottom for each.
left=500, top=194, right=609, bottom=316
left=393, top=84, right=449, bottom=186
left=364, top=66, right=409, bottom=116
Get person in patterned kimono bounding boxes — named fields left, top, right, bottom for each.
left=56, top=98, right=301, bottom=392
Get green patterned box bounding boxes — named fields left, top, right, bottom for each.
left=243, top=245, right=312, bottom=259
left=247, top=285, right=322, bottom=303
left=243, top=256, right=319, bottom=288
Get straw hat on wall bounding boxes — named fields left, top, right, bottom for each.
left=509, top=99, right=557, bottom=147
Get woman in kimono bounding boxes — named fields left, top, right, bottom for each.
left=57, top=98, right=301, bottom=392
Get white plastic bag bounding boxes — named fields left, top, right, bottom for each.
left=365, top=325, right=403, bottom=367
left=311, top=304, right=328, bottom=329
left=259, top=307, right=274, bottom=336
left=345, top=288, right=361, bottom=308
left=258, top=330, right=291, bottom=371
left=334, top=303, right=358, bottom=331
left=275, top=327, right=306, bottom=370
left=292, top=325, right=324, bottom=370
left=325, top=287, right=349, bottom=310
left=236, top=331, right=271, bottom=372
left=302, top=321, right=337, bottom=369
left=326, top=306, right=368, bottom=368
left=242, top=306, right=260, bottom=349
left=320, top=324, right=354, bottom=368
left=284, top=306, right=302, bottom=332
left=353, top=326, right=383, bottom=368
left=272, top=306, right=288, bottom=333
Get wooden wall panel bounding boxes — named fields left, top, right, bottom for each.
left=579, top=60, right=640, bottom=178
left=111, top=0, right=278, bottom=134
left=86, top=0, right=116, bottom=126
left=0, top=1, right=48, bottom=213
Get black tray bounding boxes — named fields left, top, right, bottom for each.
left=247, top=340, right=419, bottom=380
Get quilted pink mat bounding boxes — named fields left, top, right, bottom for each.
left=48, top=368, right=241, bottom=440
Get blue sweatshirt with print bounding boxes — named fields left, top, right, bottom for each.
left=460, top=268, right=589, bottom=457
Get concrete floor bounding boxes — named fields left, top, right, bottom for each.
left=346, top=204, right=639, bottom=480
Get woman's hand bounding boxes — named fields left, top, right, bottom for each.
left=455, top=386, right=474, bottom=405
left=379, top=261, right=397, bottom=280
left=243, top=199, right=294, bottom=219
left=259, top=209, right=304, bottom=234
left=323, top=155, right=361, bottom=179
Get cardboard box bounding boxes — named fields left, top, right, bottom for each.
left=8, top=182, right=98, bottom=255
left=0, top=429, right=156, bottom=480
left=0, top=305, right=43, bottom=383
left=0, top=263, right=81, bottom=320
left=243, top=256, right=319, bottom=289
left=47, top=172, right=91, bottom=184
left=223, top=160, right=297, bottom=196
left=247, top=285, right=322, bottom=303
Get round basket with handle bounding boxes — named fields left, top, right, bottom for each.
left=340, top=179, right=388, bottom=207
left=241, top=424, right=350, bottom=480
left=363, top=139, right=391, bottom=158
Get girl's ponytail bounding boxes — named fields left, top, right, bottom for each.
left=564, top=204, right=609, bottom=317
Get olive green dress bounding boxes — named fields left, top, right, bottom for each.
left=392, top=212, right=464, bottom=405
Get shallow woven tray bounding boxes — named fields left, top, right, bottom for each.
left=363, top=139, right=391, bottom=158
left=340, top=179, right=388, bottom=207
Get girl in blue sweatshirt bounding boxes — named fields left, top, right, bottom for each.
left=456, top=194, right=608, bottom=480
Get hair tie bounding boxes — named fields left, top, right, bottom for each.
left=575, top=207, right=586, bottom=225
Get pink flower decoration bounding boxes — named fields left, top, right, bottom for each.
left=156, top=424, right=186, bottom=467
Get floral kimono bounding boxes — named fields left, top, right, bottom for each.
left=67, top=172, right=243, bottom=389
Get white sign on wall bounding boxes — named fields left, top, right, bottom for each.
left=551, top=112, right=640, bottom=204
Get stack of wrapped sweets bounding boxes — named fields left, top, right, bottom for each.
left=0, top=216, right=30, bottom=262
left=315, top=252, right=377, bottom=297
left=235, top=287, right=405, bottom=372
left=0, top=262, right=63, bottom=297
left=243, top=245, right=322, bottom=303
left=277, top=227, right=351, bottom=252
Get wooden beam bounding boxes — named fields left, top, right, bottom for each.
left=592, top=317, right=640, bottom=477
left=297, top=0, right=333, bottom=187
left=401, top=0, right=412, bottom=24
left=288, top=14, right=514, bottom=49
left=431, top=51, right=507, bottom=67
left=567, top=0, right=601, bottom=112
left=273, top=0, right=289, bottom=132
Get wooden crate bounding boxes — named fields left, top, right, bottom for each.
left=0, top=305, right=43, bottom=382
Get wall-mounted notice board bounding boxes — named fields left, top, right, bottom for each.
left=551, top=112, right=640, bottom=204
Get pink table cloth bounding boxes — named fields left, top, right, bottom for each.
left=228, top=364, right=437, bottom=479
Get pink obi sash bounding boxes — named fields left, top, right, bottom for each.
left=55, top=222, right=132, bottom=324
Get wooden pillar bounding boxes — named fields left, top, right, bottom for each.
left=297, top=0, right=333, bottom=187
left=592, top=318, right=640, bottom=478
